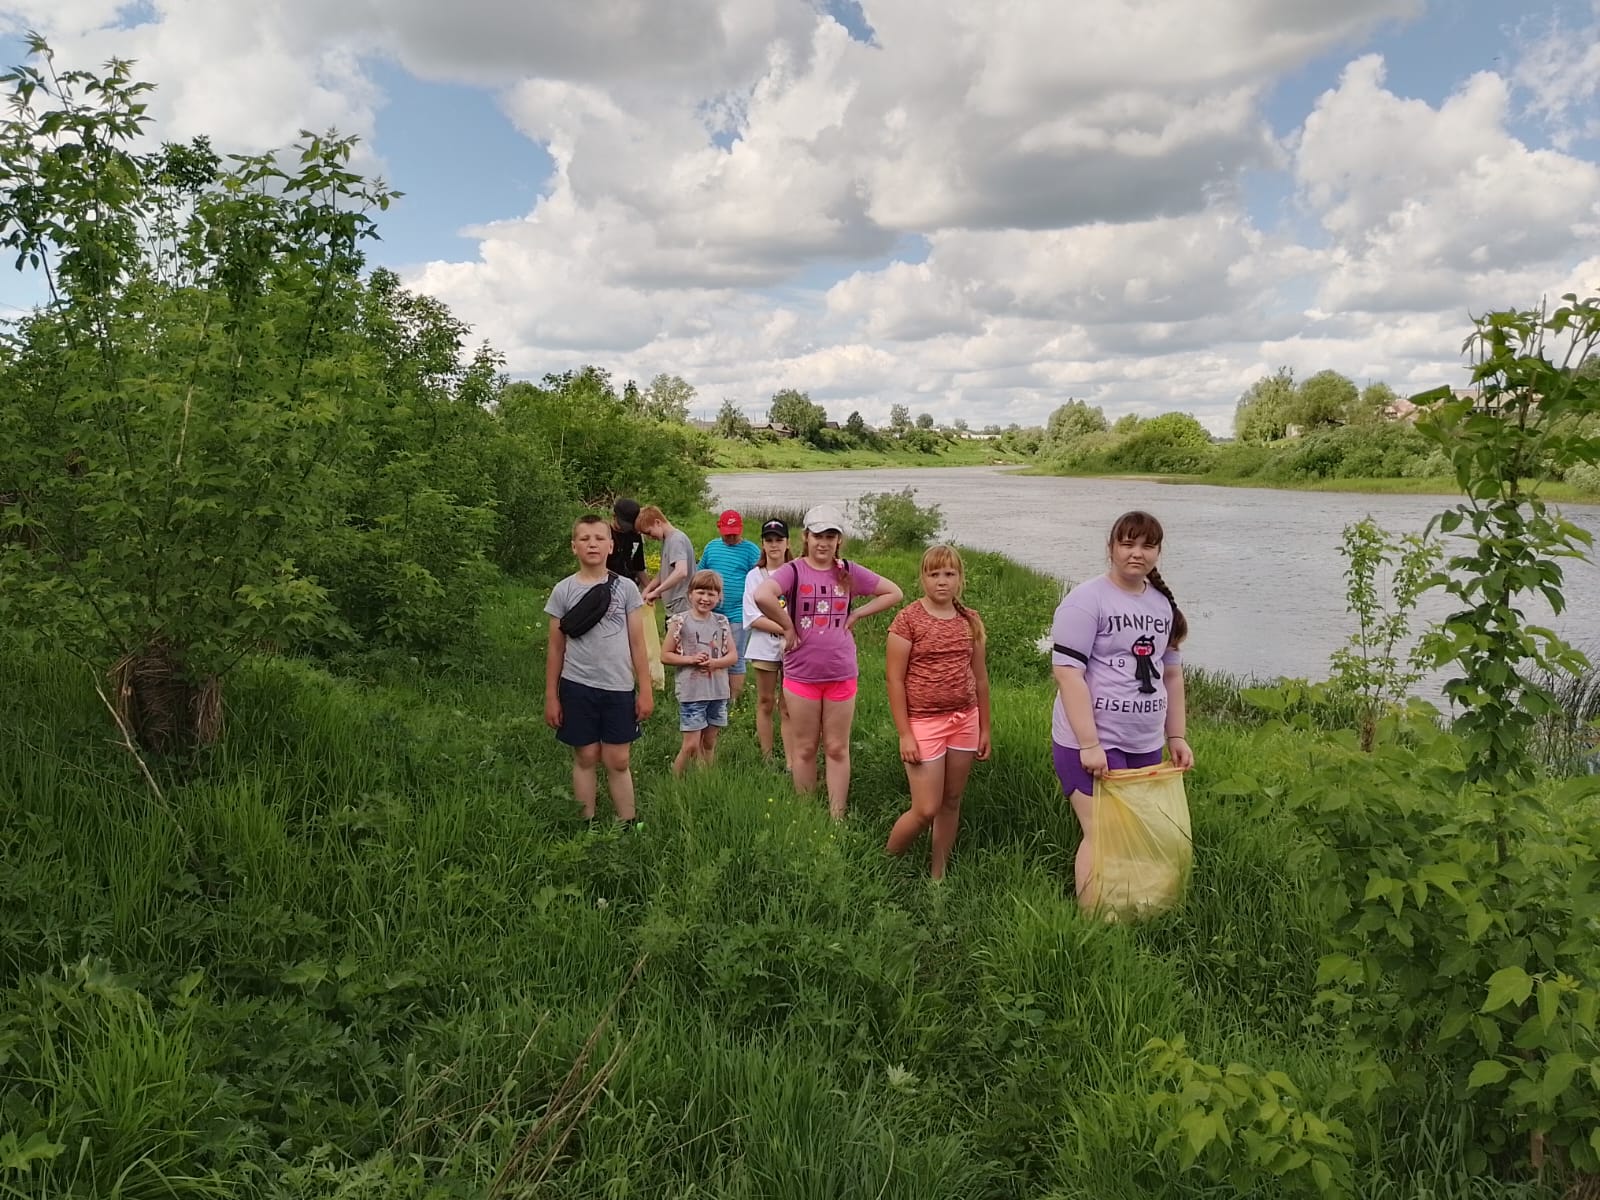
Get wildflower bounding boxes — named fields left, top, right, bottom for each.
left=596, top=898, right=609, bottom=910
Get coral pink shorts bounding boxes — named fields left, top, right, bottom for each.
left=909, top=705, right=981, bottom=760
left=782, top=677, right=859, bottom=703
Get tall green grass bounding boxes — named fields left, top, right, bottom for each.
left=0, top=545, right=1567, bottom=1196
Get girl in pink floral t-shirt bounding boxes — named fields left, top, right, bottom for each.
left=752, top=503, right=902, bottom=819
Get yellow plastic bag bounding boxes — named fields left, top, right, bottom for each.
left=641, top=601, right=666, bottom=691
left=1088, top=763, right=1192, bottom=922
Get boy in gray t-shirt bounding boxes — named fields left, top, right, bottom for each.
left=543, top=515, right=654, bottom=827
left=638, top=504, right=695, bottom=616
left=660, top=570, right=738, bottom=776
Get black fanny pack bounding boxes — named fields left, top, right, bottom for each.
left=560, top=572, right=618, bottom=639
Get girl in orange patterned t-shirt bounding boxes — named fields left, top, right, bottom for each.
left=884, top=544, right=992, bottom=879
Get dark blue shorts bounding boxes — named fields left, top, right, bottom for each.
left=1053, top=742, right=1163, bottom=799
left=556, top=678, right=640, bottom=748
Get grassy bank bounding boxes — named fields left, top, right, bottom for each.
left=1027, top=464, right=1600, bottom=504
left=710, top=436, right=1019, bottom=472
left=0, top=536, right=1575, bottom=1197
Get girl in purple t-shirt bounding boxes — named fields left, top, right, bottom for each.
left=1050, top=510, right=1194, bottom=904
left=752, top=503, right=903, bottom=819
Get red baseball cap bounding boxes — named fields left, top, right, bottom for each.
left=716, top=509, right=743, bottom=534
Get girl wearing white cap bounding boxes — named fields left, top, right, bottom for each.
left=753, top=503, right=903, bottom=819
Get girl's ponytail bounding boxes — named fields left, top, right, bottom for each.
left=953, top=597, right=986, bottom=645
left=1146, top=567, right=1187, bottom=647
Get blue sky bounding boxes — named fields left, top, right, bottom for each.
left=0, top=0, right=1596, bottom=429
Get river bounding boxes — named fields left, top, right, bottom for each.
left=708, top=467, right=1600, bottom=687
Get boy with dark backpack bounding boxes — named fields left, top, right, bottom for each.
left=544, top=515, right=654, bottom=828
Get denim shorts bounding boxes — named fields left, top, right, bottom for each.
left=679, top=698, right=730, bottom=732
left=727, top=621, right=749, bottom=675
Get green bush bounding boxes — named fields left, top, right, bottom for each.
left=854, top=487, right=944, bottom=549
left=1563, top=461, right=1600, bottom=494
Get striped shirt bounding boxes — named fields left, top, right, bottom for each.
left=697, top=538, right=762, bottom=620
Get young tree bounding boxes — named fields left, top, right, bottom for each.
left=1292, top=369, right=1357, bottom=431
left=713, top=397, right=752, bottom=439
left=769, top=388, right=826, bottom=443
left=1045, top=398, right=1109, bottom=448
left=641, top=372, right=695, bottom=423
left=888, top=403, right=911, bottom=434
left=1352, top=381, right=1399, bottom=424
left=0, top=41, right=398, bottom=752
left=915, top=411, right=935, bottom=430
left=1233, top=368, right=1295, bottom=442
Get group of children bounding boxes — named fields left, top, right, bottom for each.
left=544, top=499, right=1192, bottom=897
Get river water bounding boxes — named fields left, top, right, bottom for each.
left=708, top=467, right=1600, bottom=687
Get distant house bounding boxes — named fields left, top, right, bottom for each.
left=748, top=421, right=796, bottom=438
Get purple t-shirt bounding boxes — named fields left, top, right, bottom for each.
left=1050, top=574, right=1182, bottom=753
left=769, top=558, right=882, bottom=683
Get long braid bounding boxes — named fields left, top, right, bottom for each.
left=952, top=597, right=986, bottom=645
left=1146, top=567, right=1187, bottom=647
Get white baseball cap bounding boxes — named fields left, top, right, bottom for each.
left=802, top=503, right=846, bottom=534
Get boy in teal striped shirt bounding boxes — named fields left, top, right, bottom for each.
left=698, top=510, right=762, bottom=703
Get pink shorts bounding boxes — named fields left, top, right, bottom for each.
left=782, top=677, right=859, bottom=703
left=908, top=705, right=980, bottom=760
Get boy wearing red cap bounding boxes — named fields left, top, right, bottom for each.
left=697, top=509, right=761, bottom=703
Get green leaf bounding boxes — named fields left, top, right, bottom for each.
left=1310, top=1158, right=1333, bottom=1193
left=1240, top=687, right=1288, bottom=713
left=1467, top=1059, right=1510, bottom=1088
left=1482, top=966, right=1533, bottom=1013
left=1536, top=979, right=1559, bottom=1034
left=1541, top=1052, right=1582, bottom=1101
left=1465, top=904, right=1493, bottom=941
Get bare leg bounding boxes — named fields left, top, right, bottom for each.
left=1069, top=788, right=1096, bottom=906
left=787, top=690, right=822, bottom=794
left=930, top=750, right=975, bottom=879
left=601, top=742, right=636, bottom=821
left=886, top=755, right=947, bottom=858
left=572, top=743, right=601, bottom=819
left=777, top=671, right=795, bottom=770
left=755, top=670, right=778, bottom=759
left=730, top=671, right=746, bottom=705
left=700, top=726, right=721, bottom=767
left=672, top=730, right=699, bottom=777
left=820, top=694, right=857, bottom=820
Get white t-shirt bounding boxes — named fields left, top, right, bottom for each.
left=742, top=565, right=786, bottom=663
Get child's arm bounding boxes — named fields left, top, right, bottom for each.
left=753, top=570, right=797, bottom=650
left=1164, top=664, right=1192, bottom=769
left=659, top=621, right=695, bottom=667
left=1053, top=665, right=1105, bottom=775
left=544, top=620, right=567, bottom=729
left=885, top=630, right=920, bottom=764
left=972, top=635, right=992, bottom=761
left=845, top=572, right=903, bottom=627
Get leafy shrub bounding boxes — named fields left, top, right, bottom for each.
left=1205, top=441, right=1273, bottom=479
left=1563, top=461, right=1600, bottom=494
left=1143, top=1036, right=1355, bottom=1196
left=1099, top=413, right=1215, bottom=474
left=853, top=487, right=944, bottom=549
